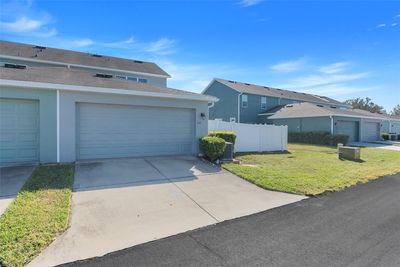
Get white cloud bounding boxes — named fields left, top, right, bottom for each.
left=238, top=0, right=264, bottom=7
left=396, top=14, right=400, bottom=18
left=392, top=23, right=398, bottom=27
left=319, top=62, right=351, bottom=74
left=72, top=38, right=94, bottom=47
left=159, top=60, right=241, bottom=92
left=377, top=23, right=386, bottom=28
left=146, top=38, right=176, bottom=55
left=270, top=58, right=307, bottom=72
left=298, top=84, right=374, bottom=96
left=280, top=72, right=369, bottom=88
left=0, top=16, right=44, bottom=32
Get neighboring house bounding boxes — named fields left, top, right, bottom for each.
left=202, top=78, right=399, bottom=142
left=0, top=41, right=216, bottom=166
left=269, top=102, right=400, bottom=142
left=203, top=78, right=350, bottom=124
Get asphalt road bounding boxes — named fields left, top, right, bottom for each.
left=61, top=173, right=400, bottom=267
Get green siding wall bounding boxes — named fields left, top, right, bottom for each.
left=0, top=86, right=57, bottom=163
left=273, top=117, right=331, bottom=133
left=240, top=94, right=282, bottom=123
left=204, top=81, right=239, bottom=122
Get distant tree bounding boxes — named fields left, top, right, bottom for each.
left=344, top=97, right=386, bottom=113
left=391, top=104, right=400, bottom=116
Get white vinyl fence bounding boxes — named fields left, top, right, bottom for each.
left=208, top=120, right=288, bottom=152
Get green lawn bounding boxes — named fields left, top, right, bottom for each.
left=224, top=144, right=400, bottom=196
left=0, top=165, right=74, bottom=267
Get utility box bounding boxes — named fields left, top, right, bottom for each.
left=338, top=145, right=360, bottom=161
left=221, top=142, right=234, bottom=162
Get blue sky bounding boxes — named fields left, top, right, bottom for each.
left=0, top=0, right=399, bottom=111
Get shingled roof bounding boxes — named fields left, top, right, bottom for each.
left=268, top=102, right=397, bottom=120
left=213, top=78, right=350, bottom=107
left=0, top=66, right=215, bottom=101
left=0, top=40, right=170, bottom=77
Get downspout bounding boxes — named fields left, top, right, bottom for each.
left=238, top=92, right=243, bottom=123
left=329, top=116, right=334, bottom=135
left=56, top=89, right=60, bottom=163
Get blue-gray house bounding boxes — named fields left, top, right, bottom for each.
left=203, top=78, right=400, bottom=142
left=203, top=78, right=350, bottom=124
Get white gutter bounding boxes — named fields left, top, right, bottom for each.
left=56, top=90, right=60, bottom=163
left=238, top=92, right=243, bottom=123
left=329, top=115, right=334, bottom=134
left=0, top=54, right=171, bottom=78
left=0, top=79, right=218, bottom=102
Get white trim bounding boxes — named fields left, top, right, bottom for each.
left=56, top=90, right=60, bottom=163
left=201, top=79, right=242, bottom=94
left=329, top=115, right=334, bottom=134
left=0, top=79, right=218, bottom=102
left=258, top=113, right=276, bottom=116
left=0, top=54, right=171, bottom=78
left=270, top=113, right=395, bottom=121
left=238, top=92, right=243, bottom=123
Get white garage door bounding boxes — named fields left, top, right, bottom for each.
left=76, top=103, right=196, bottom=160
left=362, top=121, right=380, bottom=142
left=0, top=98, right=39, bottom=166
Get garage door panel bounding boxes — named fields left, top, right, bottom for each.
left=336, top=120, right=359, bottom=142
left=0, top=99, right=39, bottom=165
left=76, top=103, right=195, bottom=160
left=362, top=121, right=380, bottom=142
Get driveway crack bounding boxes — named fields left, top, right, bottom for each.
left=144, top=158, right=220, bottom=223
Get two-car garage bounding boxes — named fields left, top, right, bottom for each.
left=76, top=103, right=196, bottom=160
left=0, top=84, right=212, bottom=166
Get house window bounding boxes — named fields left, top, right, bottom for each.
left=242, top=94, right=248, bottom=108
left=230, top=117, right=236, bottom=123
left=127, top=76, right=138, bottom=82
left=261, top=96, right=267, bottom=109
left=138, top=78, right=148, bottom=84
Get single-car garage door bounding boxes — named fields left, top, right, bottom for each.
left=76, top=103, right=196, bottom=160
left=336, top=120, right=359, bottom=142
left=362, top=121, right=380, bottom=142
left=0, top=98, right=39, bottom=166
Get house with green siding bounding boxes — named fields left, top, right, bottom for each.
left=202, top=78, right=400, bottom=142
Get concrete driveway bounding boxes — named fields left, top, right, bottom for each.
left=349, top=142, right=400, bottom=151
left=0, top=166, right=35, bottom=215
left=29, top=156, right=305, bottom=267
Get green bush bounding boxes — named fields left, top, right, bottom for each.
left=323, top=134, right=349, bottom=146
left=289, top=132, right=349, bottom=146
left=208, top=131, right=237, bottom=145
left=199, top=136, right=226, bottom=161
left=382, top=133, right=389, bottom=140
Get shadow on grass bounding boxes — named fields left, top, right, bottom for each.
left=338, top=158, right=366, bottom=163
left=235, top=151, right=291, bottom=157
left=21, top=164, right=74, bottom=192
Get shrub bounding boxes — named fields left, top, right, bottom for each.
left=199, top=136, right=226, bottom=161
left=208, top=131, right=237, bottom=145
left=382, top=133, right=389, bottom=140
left=289, top=132, right=349, bottom=146
left=323, top=134, right=349, bottom=146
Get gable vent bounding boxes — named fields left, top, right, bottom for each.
left=316, top=104, right=324, bottom=107
left=244, top=83, right=250, bottom=86
left=95, top=73, right=113, bottom=78
left=4, top=63, right=27, bottom=69
left=34, top=45, right=46, bottom=49
left=134, top=60, right=143, bottom=63
left=92, top=54, right=103, bottom=58
left=228, top=80, right=235, bottom=83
